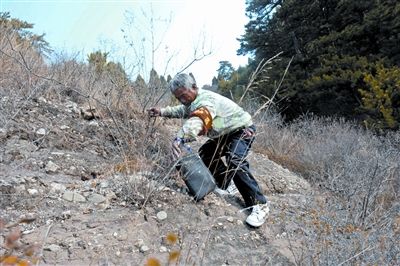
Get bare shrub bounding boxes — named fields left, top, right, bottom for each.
left=0, top=28, right=47, bottom=97
left=49, top=54, right=177, bottom=206
left=255, top=111, right=400, bottom=264
left=0, top=22, right=49, bottom=127
left=0, top=19, right=177, bottom=208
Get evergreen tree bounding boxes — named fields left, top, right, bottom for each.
left=238, top=0, right=400, bottom=128
left=0, top=12, right=51, bottom=55
left=217, top=62, right=252, bottom=101
left=359, top=62, right=400, bottom=129
left=217, top=61, right=234, bottom=80
left=87, top=50, right=129, bottom=84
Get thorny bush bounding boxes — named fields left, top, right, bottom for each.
left=254, top=111, right=399, bottom=264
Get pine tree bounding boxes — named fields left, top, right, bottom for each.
left=359, top=62, right=400, bottom=129
left=238, top=0, right=400, bottom=126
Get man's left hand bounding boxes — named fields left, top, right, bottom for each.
left=242, top=127, right=255, bottom=139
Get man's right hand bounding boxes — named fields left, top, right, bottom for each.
left=147, top=107, right=161, bottom=117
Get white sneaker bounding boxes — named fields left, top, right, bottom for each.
left=226, top=181, right=239, bottom=195
left=213, top=181, right=239, bottom=196
left=245, top=203, right=270, bottom=227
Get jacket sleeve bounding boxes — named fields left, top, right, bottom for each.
left=176, top=117, right=204, bottom=140
left=176, top=105, right=216, bottom=141
left=160, top=105, right=189, bottom=118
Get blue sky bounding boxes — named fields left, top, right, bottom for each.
left=1, top=0, right=250, bottom=86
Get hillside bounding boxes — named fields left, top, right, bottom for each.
left=0, top=94, right=317, bottom=265
left=1, top=9, right=399, bottom=265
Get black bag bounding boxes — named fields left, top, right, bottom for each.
left=177, top=153, right=216, bottom=201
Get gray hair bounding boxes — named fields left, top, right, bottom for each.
left=168, top=73, right=196, bottom=93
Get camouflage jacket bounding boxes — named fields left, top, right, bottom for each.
left=160, top=89, right=253, bottom=140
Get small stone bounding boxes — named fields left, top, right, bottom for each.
left=89, top=121, right=99, bottom=126
left=156, top=211, right=167, bottom=221
left=36, top=128, right=46, bottom=135
left=87, top=193, right=106, bottom=204
left=99, top=181, right=109, bottom=188
left=44, top=244, right=61, bottom=252
left=51, top=152, right=65, bottom=156
left=62, top=191, right=86, bottom=202
left=60, top=125, right=70, bottom=130
left=134, top=239, right=144, bottom=248
left=15, top=185, right=26, bottom=193
left=105, top=191, right=117, bottom=200
left=27, top=188, right=39, bottom=195
left=140, top=245, right=150, bottom=253
left=19, top=213, right=36, bottom=222
left=45, top=161, right=59, bottom=173
left=38, top=97, right=47, bottom=103
left=22, top=229, right=35, bottom=235
left=61, top=210, right=72, bottom=219
left=116, top=233, right=128, bottom=241
left=50, top=183, right=66, bottom=193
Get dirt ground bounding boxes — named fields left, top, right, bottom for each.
left=0, top=96, right=315, bottom=266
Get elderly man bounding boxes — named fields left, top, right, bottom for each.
left=148, top=73, right=269, bottom=227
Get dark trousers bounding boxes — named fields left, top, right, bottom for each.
left=198, top=125, right=267, bottom=207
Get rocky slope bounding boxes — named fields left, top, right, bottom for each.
left=0, top=96, right=314, bottom=265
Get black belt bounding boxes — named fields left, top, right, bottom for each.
left=230, top=124, right=255, bottom=135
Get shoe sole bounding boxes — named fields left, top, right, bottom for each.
left=245, top=219, right=265, bottom=227
left=214, top=189, right=238, bottom=196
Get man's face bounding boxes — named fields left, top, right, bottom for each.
left=173, top=86, right=197, bottom=106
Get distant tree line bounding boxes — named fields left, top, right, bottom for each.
left=216, top=0, right=400, bottom=131
left=0, top=12, right=51, bottom=55
left=1, top=12, right=172, bottom=113
left=3, top=3, right=400, bottom=131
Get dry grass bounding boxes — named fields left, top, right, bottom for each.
left=0, top=20, right=182, bottom=263
left=253, top=110, right=400, bottom=264
left=0, top=19, right=175, bottom=208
